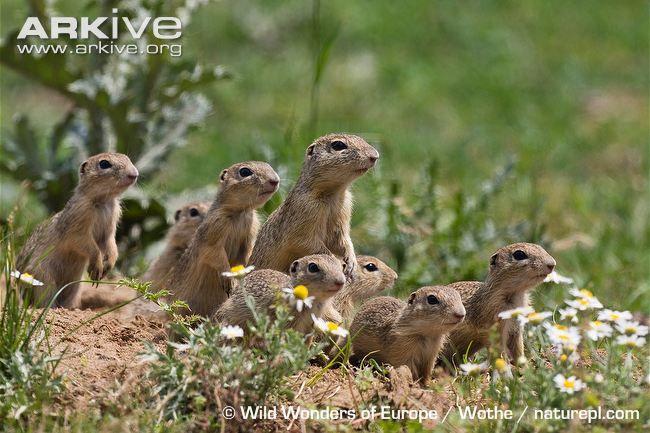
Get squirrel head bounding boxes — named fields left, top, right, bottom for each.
left=347, top=255, right=398, bottom=301
left=168, top=201, right=210, bottom=248
left=302, top=133, right=379, bottom=190
left=289, top=254, right=346, bottom=302
left=486, top=242, right=556, bottom=292
left=78, top=153, right=138, bottom=199
left=218, top=161, right=280, bottom=210
left=403, top=285, right=466, bottom=333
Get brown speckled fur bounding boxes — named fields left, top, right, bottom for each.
left=440, top=242, right=556, bottom=366
left=214, top=254, right=345, bottom=334
left=321, top=255, right=398, bottom=324
left=350, top=286, right=466, bottom=384
left=249, top=134, right=379, bottom=281
left=16, top=153, right=138, bottom=308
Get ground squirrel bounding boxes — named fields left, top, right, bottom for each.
left=143, top=200, right=210, bottom=286
left=167, top=162, right=279, bottom=316
left=249, top=133, right=379, bottom=280
left=440, top=242, right=556, bottom=366
left=322, top=255, right=398, bottom=324
left=349, top=286, right=466, bottom=383
left=77, top=201, right=210, bottom=310
left=214, top=254, right=346, bottom=334
left=16, top=153, right=138, bottom=308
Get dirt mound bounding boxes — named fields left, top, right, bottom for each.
left=43, top=308, right=168, bottom=407
left=40, top=308, right=453, bottom=430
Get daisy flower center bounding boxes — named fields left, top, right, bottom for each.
left=230, top=265, right=245, bottom=273
left=564, top=380, right=575, bottom=389
left=293, top=285, right=309, bottom=300
left=326, top=322, right=338, bottom=332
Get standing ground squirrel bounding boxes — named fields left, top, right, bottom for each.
left=249, top=133, right=379, bottom=280
left=167, top=162, right=279, bottom=316
left=349, top=286, right=466, bottom=383
left=77, top=201, right=210, bottom=311
left=16, top=153, right=138, bottom=308
left=440, top=242, right=556, bottom=366
left=143, top=201, right=210, bottom=286
left=214, top=254, right=346, bottom=334
left=322, top=255, right=398, bottom=324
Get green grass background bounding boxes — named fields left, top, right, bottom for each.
left=1, top=1, right=648, bottom=311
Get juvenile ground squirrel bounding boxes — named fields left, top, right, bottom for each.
left=349, top=286, right=466, bottom=383
left=167, top=162, right=279, bottom=316
left=143, top=201, right=210, bottom=286
left=16, top=153, right=138, bottom=308
left=322, top=255, right=398, bottom=324
left=249, top=133, right=379, bottom=280
left=214, top=254, right=346, bottom=334
left=77, top=201, right=210, bottom=311
left=440, top=242, right=556, bottom=366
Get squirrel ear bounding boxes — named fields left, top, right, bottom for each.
left=306, top=144, right=315, bottom=157
left=290, top=260, right=299, bottom=274
left=219, top=169, right=228, bottom=182
left=174, top=210, right=182, bottom=221
left=79, top=161, right=87, bottom=175
left=407, top=292, right=417, bottom=305
left=490, top=254, right=498, bottom=268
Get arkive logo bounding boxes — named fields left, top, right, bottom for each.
left=17, top=8, right=182, bottom=40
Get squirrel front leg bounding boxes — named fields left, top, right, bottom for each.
left=500, top=318, right=524, bottom=362
left=199, top=246, right=234, bottom=297
left=77, top=238, right=104, bottom=284
left=100, top=238, right=118, bottom=276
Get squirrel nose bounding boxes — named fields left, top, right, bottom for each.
left=268, top=179, right=279, bottom=188
left=546, top=258, right=556, bottom=273
left=127, top=169, right=139, bottom=181
left=454, top=311, right=466, bottom=321
left=334, top=279, right=345, bottom=288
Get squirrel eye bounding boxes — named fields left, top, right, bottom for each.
left=189, top=208, right=199, bottom=217
left=330, top=140, right=348, bottom=151
left=427, top=295, right=439, bottom=305
left=99, top=160, right=112, bottom=169
left=239, top=167, right=253, bottom=177
left=364, top=263, right=378, bottom=272
left=513, top=250, right=528, bottom=261
left=307, top=263, right=320, bottom=273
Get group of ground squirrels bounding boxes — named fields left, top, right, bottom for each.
left=15, top=133, right=557, bottom=384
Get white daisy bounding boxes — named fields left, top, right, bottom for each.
left=566, top=296, right=603, bottom=311
left=10, top=270, right=44, bottom=286
left=492, top=357, right=513, bottom=380
left=221, top=265, right=255, bottom=278
left=220, top=325, right=244, bottom=339
left=544, top=271, right=574, bottom=285
left=498, top=306, right=534, bottom=320
left=593, top=373, right=604, bottom=384
left=614, top=320, right=648, bottom=337
left=544, top=323, right=582, bottom=350
left=558, top=307, right=579, bottom=324
left=518, top=310, right=553, bottom=326
left=554, top=374, right=585, bottom=394
left=282, top=285, right=314, bottom=312
left=311, top=314, right=349, bottom=337
left=597, top=309, right=633, bottom=324
left=569, top=288, right=596, bottom=299
left=615, top=335, right=646, bottom=348
left=459, top=362, right=489, bottom=376
left=585, top=320, right=613, bottom=341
